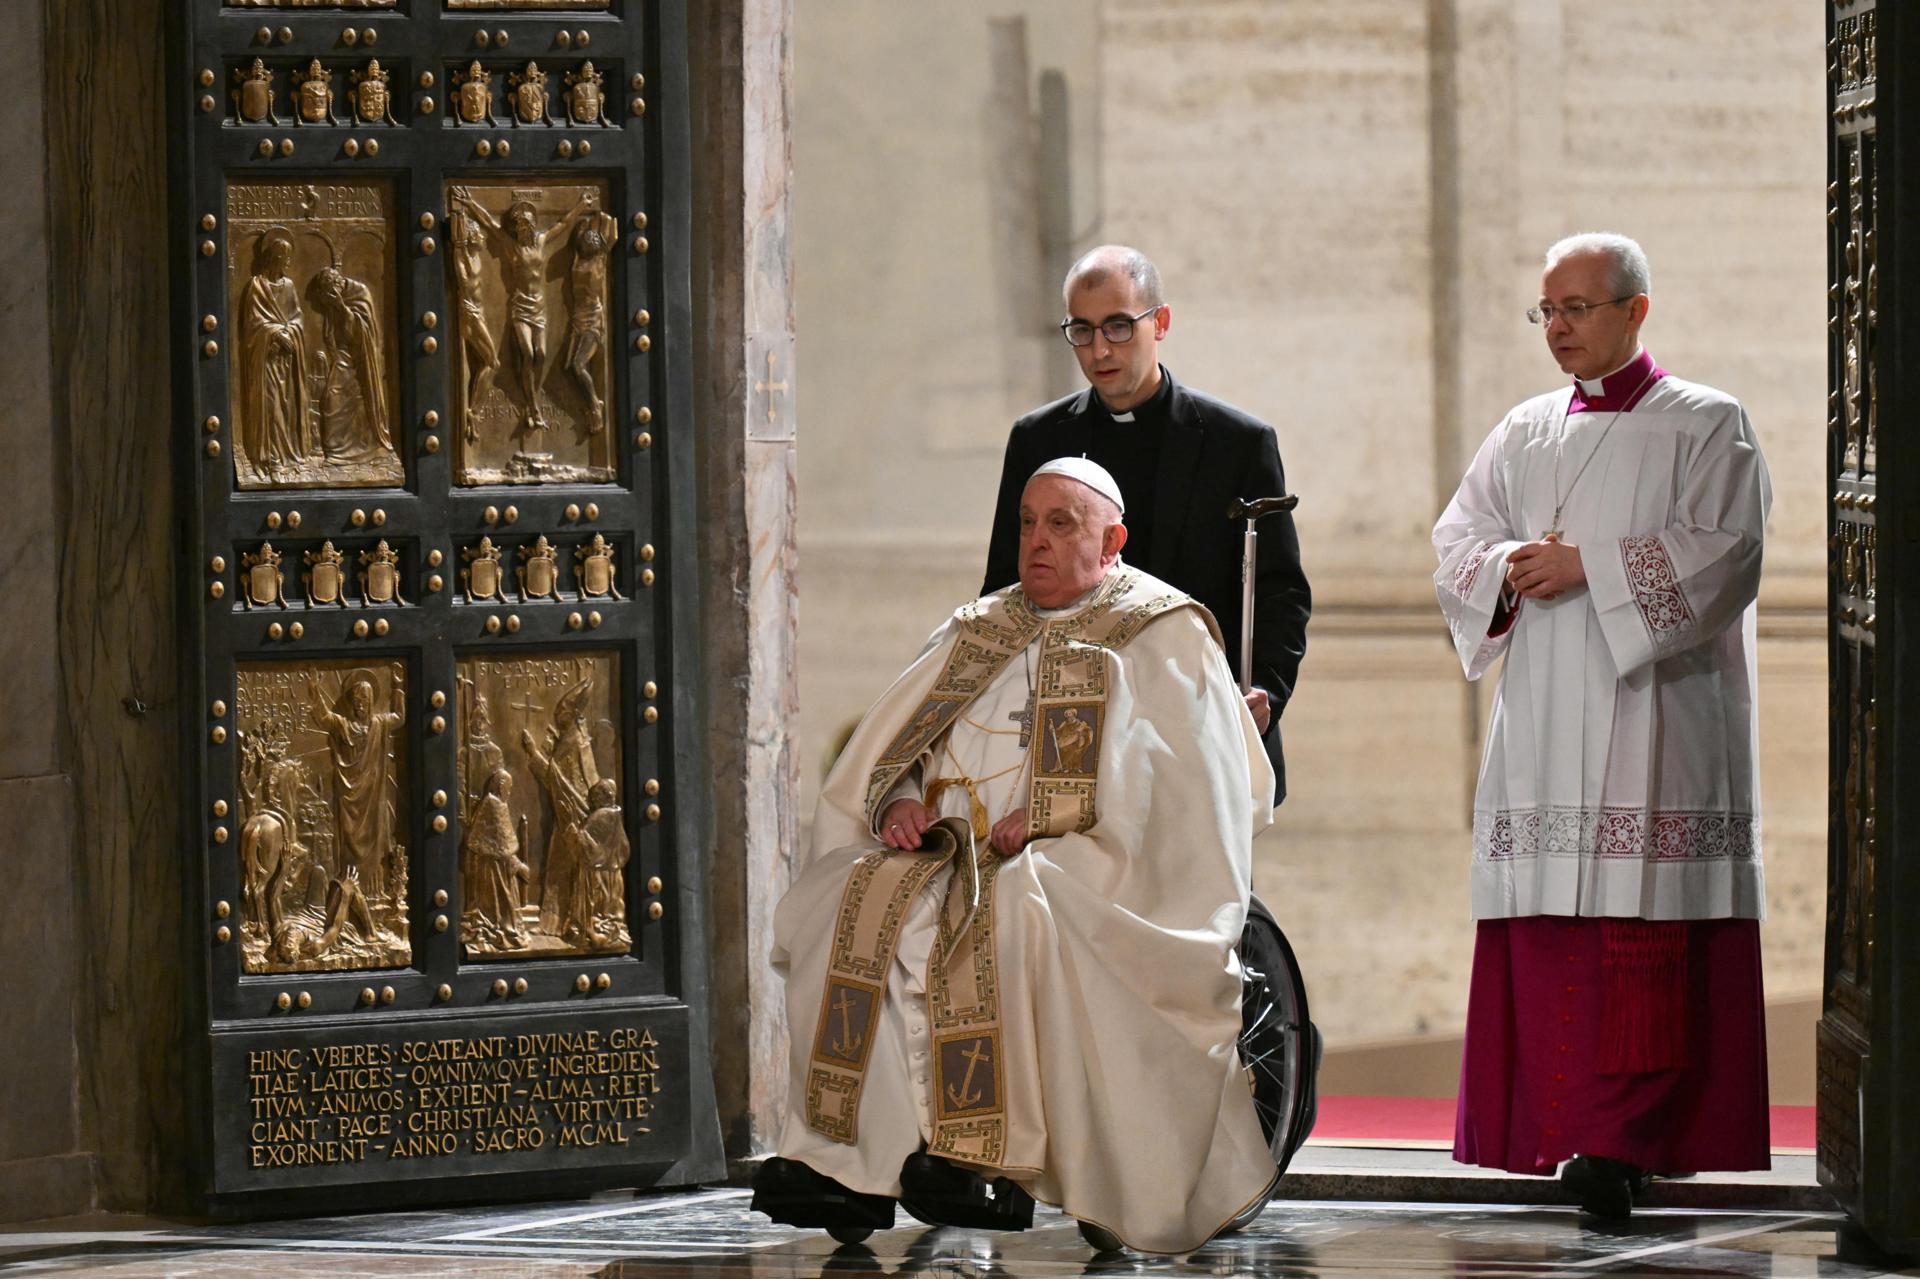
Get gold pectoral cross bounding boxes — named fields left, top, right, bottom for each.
left=829, top=989, right=863, bottom=1057
left=945, top=1038, right=990, bottom=1109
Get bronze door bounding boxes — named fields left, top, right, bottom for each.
left=166, top=0, right=720, bottom=1209
left=1821, top=0, right=1920, bottom=1252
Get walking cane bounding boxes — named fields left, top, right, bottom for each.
left=1225, top=495, right=1299, bottom=697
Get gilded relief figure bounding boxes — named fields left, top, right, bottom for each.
left=524, top=678, right=602, bottom=945
left=444, top=180, right=616, bottom=485
left=227, top=181, right=403, bottom=489
left=458, top=675, right=507, bottom=818
left=579, top=778, right=631, bottom=947
left=239, top=228, right=314, bottom=481
left=564, top=207, right=618, bottom=430
left=449, top=212, right=502, bottom=444
left=237, top=726, right=312, bottom=946
left=455, top=654, right=625, bottom=959
left=236, top=659, right=410, bottom=974
left=451, top=186, right=599, bottom=451
left=307, top=671, right=405, bottom=902
left=460, top=767, right=531, bottom=950
left=311, top=266, right=394, bottom=464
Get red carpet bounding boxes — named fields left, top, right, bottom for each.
left=1313, top=1096, right=1816, bottom=1151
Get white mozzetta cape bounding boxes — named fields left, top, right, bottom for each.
left=773, top=570, right=1278, bottom=1254
left=1432, top=376, right=1772, bottom=922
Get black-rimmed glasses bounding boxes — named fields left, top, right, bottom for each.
left=1060, top=305, right=1161, bottom=348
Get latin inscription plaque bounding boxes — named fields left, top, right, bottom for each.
left=212, top=1007, right=690, bottom=1190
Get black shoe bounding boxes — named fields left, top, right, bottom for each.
left=751, top=1156, right=896, bottom=1238
left=1561, top=1154, right=1651, bottom=1221
left=897, top=1152, right=1035, bottom=1231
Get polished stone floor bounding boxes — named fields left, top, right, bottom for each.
left=3, top=1184, right=1914, bottom=1278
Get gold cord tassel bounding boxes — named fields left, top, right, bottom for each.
left=922, top=776, right=994, bottom=842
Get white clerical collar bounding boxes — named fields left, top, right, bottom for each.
left=1576, top=347, right=1646, bottom=397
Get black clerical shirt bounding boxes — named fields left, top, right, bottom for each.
left=1079, top=372, right=1171, bottom=569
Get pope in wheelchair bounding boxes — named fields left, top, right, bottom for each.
left=754, top=459, right=1316, bottom=1255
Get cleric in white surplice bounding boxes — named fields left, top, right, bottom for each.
left=1433, top=232, right=1773, bottom=1218
left=755, top=458, right=1278, bottom=1254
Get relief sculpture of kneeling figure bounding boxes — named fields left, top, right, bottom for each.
left=753, top=459, right=1279, bottom=1256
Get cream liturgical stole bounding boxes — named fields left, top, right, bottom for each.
left=803, top=568, right=1208, bottom=1167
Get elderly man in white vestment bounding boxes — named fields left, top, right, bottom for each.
left=1434, top=232, right=1773, bottom=1220
left=752, top=458, right=1279, bottom=1254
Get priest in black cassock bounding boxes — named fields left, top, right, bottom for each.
left=982, top=245, right=1311, bottom=799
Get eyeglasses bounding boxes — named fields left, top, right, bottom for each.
left=1526, top=297, right=1632, bottom=326
left=1060, top=305, right=1162, bottom=348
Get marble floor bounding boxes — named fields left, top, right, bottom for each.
left=3, top=1182, right=1913, bottom=1279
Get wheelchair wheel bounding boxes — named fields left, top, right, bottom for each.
left=1238, top=895, right=1320, bottom=1173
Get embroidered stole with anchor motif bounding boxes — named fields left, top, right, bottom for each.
left=804, top=568, right=1205, bottom=1166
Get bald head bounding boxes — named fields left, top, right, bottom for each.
left=1062, top=244, right=1163, bottom=309
left=1060, top=245, right=1171, bottom=414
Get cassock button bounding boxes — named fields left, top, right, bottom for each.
left=1544, top=1127, right=1560, bottom=1138
left=1549, top=1101, right=1562, bottom=1111
left=1561, top=1015, right=1574, bottom=1025
left=1564, top=985, right=1576, bottom=994
left=1554, top=1072, right=1566, bottom=1082
left=1566, top=954, right=1577, bottom=963
left=1558, top=1044, right=1570, bottom=1054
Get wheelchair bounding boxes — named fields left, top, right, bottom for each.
left=755, top=894, right=1321, bottom=1253
left=1078, top=893, right=1322, bottom=1250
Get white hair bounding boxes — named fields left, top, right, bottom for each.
left=1544, top=232, right=1651, bottom=298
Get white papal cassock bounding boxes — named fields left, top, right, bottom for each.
left=1433, top=356, right=1772, bottom=922
left=772, top=566, right=1279, bottom=1255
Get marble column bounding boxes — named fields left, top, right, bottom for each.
left=0, top=0, right=93, bottom=1224
left=691, top=0, right=798, bottom=1166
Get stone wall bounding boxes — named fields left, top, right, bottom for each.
left=793, top=0, right=1829, bottom=1098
